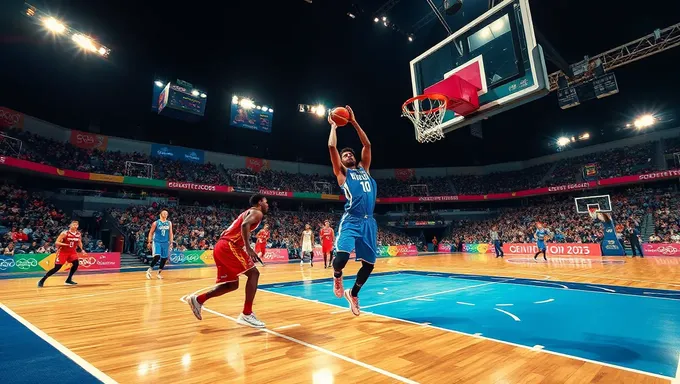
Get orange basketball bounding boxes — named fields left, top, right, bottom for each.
left=330, top=107, right=350, bottom=127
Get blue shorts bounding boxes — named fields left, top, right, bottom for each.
left=536, top=241, right=546, bottom=251
left=335, top=214, right=378, bottom=264
left=152, top=242, right=169, bottom=259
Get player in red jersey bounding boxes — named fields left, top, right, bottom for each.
left=187, top=194, right=269, bottom=328
left=254, top=223, right=270, bottom=266
left=38, top=220, right=86, bottom=287
left=320, top=220, right=335, bottom=269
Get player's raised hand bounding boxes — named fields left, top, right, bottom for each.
left=345, top=105, right=356, bottom=123
left=327, top=113, right=338, bottom=129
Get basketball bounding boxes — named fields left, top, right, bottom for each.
left=330, top=107, right=350, bottom=127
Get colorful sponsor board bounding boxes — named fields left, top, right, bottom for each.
left=168, top=250, right=214, bottom=264
left=0, top=253, right=120, bottom=274
left=502, top=243, right=602, bottom=256
left=642, top=243, right=680, bottom=257
left=69, top=130, right=108, bottom=151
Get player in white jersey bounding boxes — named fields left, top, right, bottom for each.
left=300, top=224, right=314, bottom=267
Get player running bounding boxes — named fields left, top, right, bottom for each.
left=327, top=105, right=377, bottom=316
left=186, top=194, right=268, bottom=328
left=38, top=220, right=86, bottom=287
left=320, top=220, right=335, bottom=268
left=254, top=223, right=270, bottom=266
left=146, top=210, right=173, bottom=279
left=300, top=224, right=314, bottom=267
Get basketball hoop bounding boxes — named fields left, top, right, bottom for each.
left=588, top=206, right=599, bottom=219
left=402, top=93, right=447, bottom=143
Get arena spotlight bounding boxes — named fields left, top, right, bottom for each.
left=382, top=16, right=387, bottom=21
left=556, top=137, right=571, bottom=147
left=42, top=17, right=66, bottom=34
left=578, top=132, right=590, bottom=140
left=315, top=105, right=326, bottom=117
left=633, top=114, right=655, bottom=129
left=200, top=93, right=207, bottom=98
left=232, top=95, right=239, bottom=105
left=374, top=17, right=379, bottom=22
left=268, top=108, right=274, bottom=113
left=155, top=80, right=164, bottom=88
left=239, top=98, right=255, bottom=109
left=191, top=90, right=200, bottom=97
left=408, top=35, right=413, bottom=42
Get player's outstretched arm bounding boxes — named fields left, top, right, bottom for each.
left=346, top=106, right=371, bottom=173
left=327, top=114, right=346, bottom=185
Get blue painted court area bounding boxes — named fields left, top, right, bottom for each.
left=261, top=271, right=680, bottom=379
left=0, top=306, right=103, bottom=384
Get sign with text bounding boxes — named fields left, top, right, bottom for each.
left=502, top=243, right=601, bottom=256
left=69, top=130, right=108, bottom=151
left=642, top=243, right=680, bottom=257
left=0, top=107, right=24, bottom=130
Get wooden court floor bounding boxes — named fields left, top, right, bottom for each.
left=1, top=253, right=680, bottom=384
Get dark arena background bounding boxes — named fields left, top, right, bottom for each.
left=1, top=0, right=680, bottom=383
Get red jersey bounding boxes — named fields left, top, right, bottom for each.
left=320, top=227, right=334, bottom=243
left=58, top=230, right=81, bottom=255
left=219, top=209, right=262, bottom=247
left=256, top=229, right=270, bottom=244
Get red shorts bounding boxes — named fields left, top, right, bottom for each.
left=214, top=240, right=255, bottom=284
left=55, top=251, right=78, bottom=265
left=322, top=241, right=333, bottom=254
left=255, top=242, right=266, bottom=255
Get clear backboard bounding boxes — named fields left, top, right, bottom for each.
left=409, top=0, right=549, bottom=138
left=575, top=195, right=613, bottom=214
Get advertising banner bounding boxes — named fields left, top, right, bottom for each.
left=150, top=144, right=205, bottom=164
left=598, top=169, right=680, bottom=186
left=69, top=130, right=108, bottom=151
left=0, top=253, right=120, bottom=274
left=378, top=245, right=419, bottom=257
left=642, top=243, right=680, bottom=257
left=260, top=189, right=293, bottom=198
left=168, top=181, right=219, bottom=192
left=262, top=248, right=290, bottom=263
left=462, top=243, right=496, bottom=254
left=438, top=244, right=453, bottom=252
left=168, top=250, right=213, bottom=265
left=0, top=107, right=24, bottom=130
left=502, top=243, right=601, bottom=256
left=394, top=168, right=415, bottom=181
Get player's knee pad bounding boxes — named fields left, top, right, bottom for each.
left=360, top=261, right=374, bottom=273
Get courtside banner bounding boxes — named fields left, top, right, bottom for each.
left=503, top=243, right=601, bottom=256
left=0, top=252, right=120, bottom=275
left=462, top=243, right=496, bottom=254
left=167, top=181, right=218, bottom=192
left=168, top=250, right=214, bottom=265
left=438, top=244, right=453, bottom=252
left=642, top=243, right=680, bottom=257
left=262, top=248, right=290, bottom=263
left=260, top=189, right=293, bottom=198
left=598, top=169, right=680, bottom=186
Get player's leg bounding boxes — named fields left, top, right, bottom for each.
left=323, top=251, right=328, bottom=268
left=333, top=218, right=359, bottom=298
left=65, top=258, right=79, bottom=285
left=38, top=263, right=63, bottom=287
left=157, top=243, right=169, bottom=279
left=147, top=242, right=160, bottom=279
left=344, top=220, right=378, bottom=316
left=189, top=281, right=239, bottom=320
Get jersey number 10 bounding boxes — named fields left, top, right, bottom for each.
left=360, top=181, right=372, bottom=193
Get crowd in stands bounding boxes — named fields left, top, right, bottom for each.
left=0, top=128, right=674, bottom=198
left=442, top=187, right=680, bottom=245
left=0, top=184, right=104, bottom=256
left=110, top=203, right=417, bottom=257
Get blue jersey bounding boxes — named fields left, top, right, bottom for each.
left=535, top=228, right=549, bottom=243
left=153, top=219, right=171, bottom=243
left=341, top=167, right=377, bottom=217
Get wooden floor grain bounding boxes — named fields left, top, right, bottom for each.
left=1, top=253, right=678, bottom=384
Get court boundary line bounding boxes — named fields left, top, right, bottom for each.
left=260, top=288, right=675, bottom=381
left=0, top=303, right=117, bottom=384
left=180, top=288, right=419, bottom=384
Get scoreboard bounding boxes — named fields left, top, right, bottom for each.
left=151, top=79, right=207, bottom=122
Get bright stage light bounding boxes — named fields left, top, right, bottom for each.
left=72, top=34, right=97, bottom=52
left=315, top=105, right=326, bottom=117
left=191, top=90, right=199, bottom=97
left=239, top=98, right=255, bottom=109
left=155, top=81, right=164, bottom=88
left=633, top=114, right=655, bottom=129
left=556, top=137, right=571, bottom=147
left=43, top=17, right=65, bottom=34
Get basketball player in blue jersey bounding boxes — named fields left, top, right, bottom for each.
left=533, top=222, right=550, bottom=261
left=146, top=210, right=173, bottom=279
left=327, top=105, right=377, bottom=316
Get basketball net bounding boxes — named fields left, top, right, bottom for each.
left=588, top=206, right=600, bottom=220
left=402, top=94, right=447, bottom=143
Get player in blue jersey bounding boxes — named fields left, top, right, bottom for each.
left=327, top=106, right=377, bottom=316
left=146, top=210, right=174, bottom=279
left=533, top=222, right=551, bottom=261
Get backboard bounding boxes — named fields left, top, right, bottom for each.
left=575, top=195, right=613, bottom=214
left=409, top=0, right=549, bottom=137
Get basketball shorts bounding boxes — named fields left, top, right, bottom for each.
left=536, top=241, right=546, bottom=251
left=335, top=214, right=378, bottom=264
left=213, top=240, right=254, bottom=284
left=322, top=241, right=333, bottom=254
left=302, top=243, right=313, bottom=253
left=255, top=242, right=266, bottom=255
left=55, top=251, right=78, bottom=265
left=152, top=242, right=169, bottom=259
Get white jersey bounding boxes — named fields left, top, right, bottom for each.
left=302, top=230, right=313, bottom=252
